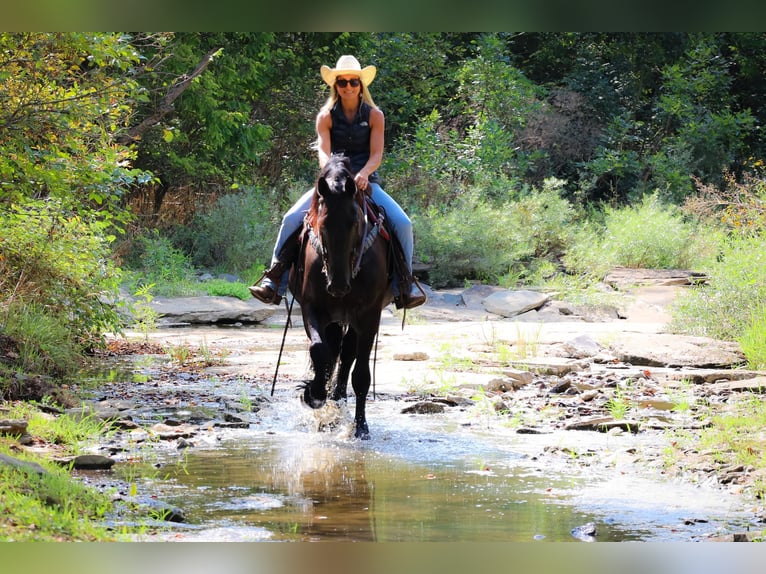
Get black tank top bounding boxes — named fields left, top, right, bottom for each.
left=329, top=101, right=379, bottom=182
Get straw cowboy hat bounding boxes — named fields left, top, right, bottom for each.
left=320, top=55, right=377, bottom=87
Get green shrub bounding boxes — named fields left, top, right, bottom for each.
left=414, top=181, right=576, bottom=287
left=2, top=304, right=81, bottom=378
left=0, top=202, right=123, bottom=347
left=738, top=306, right=766, bottom=370
left=564, top=192, right=723, bottom=277
left=127, top=230, right=194, bottom=287
left=177, top=188, right=280, bottom=273
left=671, top=235, right=766, bottom=341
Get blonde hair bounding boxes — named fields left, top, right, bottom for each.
left=313, top=81, right=379, bottom=152
left=319, top=81, right=378, bottom=114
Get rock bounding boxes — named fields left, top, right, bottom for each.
left=401, top=402, right=446, bottom=415
left=72, top=454, right=116, bottom=470
left=150, top=423, right=198, bottom=440
left=461, top=284, right=506, bottom=309
left=709, top=376, right=766, bottom=394
left=393, top=351, right=429, bottom=361
left=562, top=334, right=603, bottom=358
left=512, top=358, right=588, bottom=376
left=604, top=267, right=707, bottom=289
left=150, top=296, right=278, bottom=325
left=0, top=452, right=46, bottom=475
left=486, top=369, right=534, bottom=392
left=0, top=419, right=28, bottom=436
left=565, top=417, right=640, bottom=433
left=571, top=521, right=598, bottom=542
left=123, top=495, right=186, bottom=523
left=482, top=290, right=550, bottom=318
left=609, top=333, right=745, bottom=368
left=217, top=273, right=240, bottom=283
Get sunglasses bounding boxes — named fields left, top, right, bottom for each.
left=335, top=78, right=361, bottom=88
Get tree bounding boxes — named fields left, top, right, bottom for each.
left=0, top=33, right=149, bottom=348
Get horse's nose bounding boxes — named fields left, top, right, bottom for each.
left=327, top=280, right=351, bottom=298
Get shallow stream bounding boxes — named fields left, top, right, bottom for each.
left=84, top=372, right=751, bottom=542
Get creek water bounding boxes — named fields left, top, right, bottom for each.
left=91, top=374, right=751, bottom=543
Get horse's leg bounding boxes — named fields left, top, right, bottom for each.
left=332, top=328, right=357, bottom=402
left=305, top=319, right=343, bottom=410
left=350, top=326, right=377, bottom=440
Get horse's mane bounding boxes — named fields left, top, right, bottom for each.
left=306, top=155, right=354, bottom=229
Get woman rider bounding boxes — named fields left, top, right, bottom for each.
left=249, top=55, right=426, bottom=309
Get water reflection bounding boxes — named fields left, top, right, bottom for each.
left=148, top=420, right=646, bottom=542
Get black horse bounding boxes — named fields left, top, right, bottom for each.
left=290, top=155, right=393, bottom=439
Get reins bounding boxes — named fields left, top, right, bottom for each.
left=270, top=294, right=295, bottom=396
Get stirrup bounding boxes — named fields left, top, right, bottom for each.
left=395, top=282, right=426, bottom=310
left=249, top=283, right=282, bottom=305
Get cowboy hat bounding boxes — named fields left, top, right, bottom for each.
left=320, top=55, right=377, bottom=87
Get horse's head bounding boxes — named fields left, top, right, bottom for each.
left=312, top=155, right=363, bottom=297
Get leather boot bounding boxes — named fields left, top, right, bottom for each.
left=395, top=279, right=427, bottom=310
left=249, top=261, right=287, bottom=305
left=249, top=230, right=302, bottom=305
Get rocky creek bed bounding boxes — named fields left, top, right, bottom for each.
left=3, top=268, right=766, bottom=541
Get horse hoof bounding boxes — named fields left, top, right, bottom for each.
left=306, top=397, right=326, bottom=410
left=355, top=423, right=370, bottom=440
left=302, top=387, right=326, bottom=409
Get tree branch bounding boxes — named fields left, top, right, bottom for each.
left=116, top=47, right=220, bottom=145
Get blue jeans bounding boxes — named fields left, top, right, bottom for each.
left=264, top=183, right=414, bottom=295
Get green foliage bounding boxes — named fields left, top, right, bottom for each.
left=738, top=306, right=766, bottom=370
left=563, top=193, right=722, bottom=277
left=124, top=230, right=194, bottom=288
left=0, top=203, right=124, bottom=348
left=203, top=279, right=252, bottom=300
left=130, top=284, right=159, bottom=341
left=671, top=235, right=766, bottom=341
left=9, top=402, right=111, bottom=454
left=175, top=188, right=280, bottom=272
left=0, top=448, right=115, bottom=541
left=1, top=304, right=81, bottom=378
left=0, top=33, right=148, bottom=377
left=0, top=33, right=151, bottom=222
left=415, top=180, right=576, bottom=287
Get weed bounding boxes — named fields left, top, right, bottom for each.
left=435, top=342, right=474, bottom=371
left=605, top=383, right=631, bottom=420
left=239, top=388, right=254, bottom=413
left=668, top=378, right=696, bottom=413
left=6, top=403, right=109, bottom=455
left=198, top=338, right=229, bottom=366
left=738, top=305, right=766, bottom=370
left=131, top=283, right=159, bottom=341
left=510, top=322, right=542, bottom=360
left=166, top=342, right=193, bottom=366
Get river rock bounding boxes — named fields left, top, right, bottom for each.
left=150, top=423, right=198, bottom=439
left=72, top=454, right=116, bottom=470
left=482, top=290, right=550, bottom=318
left=150, top=296, right=278, bottom=325
left=565, top=416, right=640, bottom=433
left=0, top=419, right=28, bottom=436
left=571, top=521, right=598, bottom=542
left=608, top=333, right=745, bottom=368
left=401, top=401, right=446, bottom=414
left=604, top=267, right=707, bottom=289
left=708, top=376, right=766, bottom=394
left=562, top=334, right=603, bottom=358
left=486, top=368, right=534, bottom=392
left=0, top=452, right=46, bottom=475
